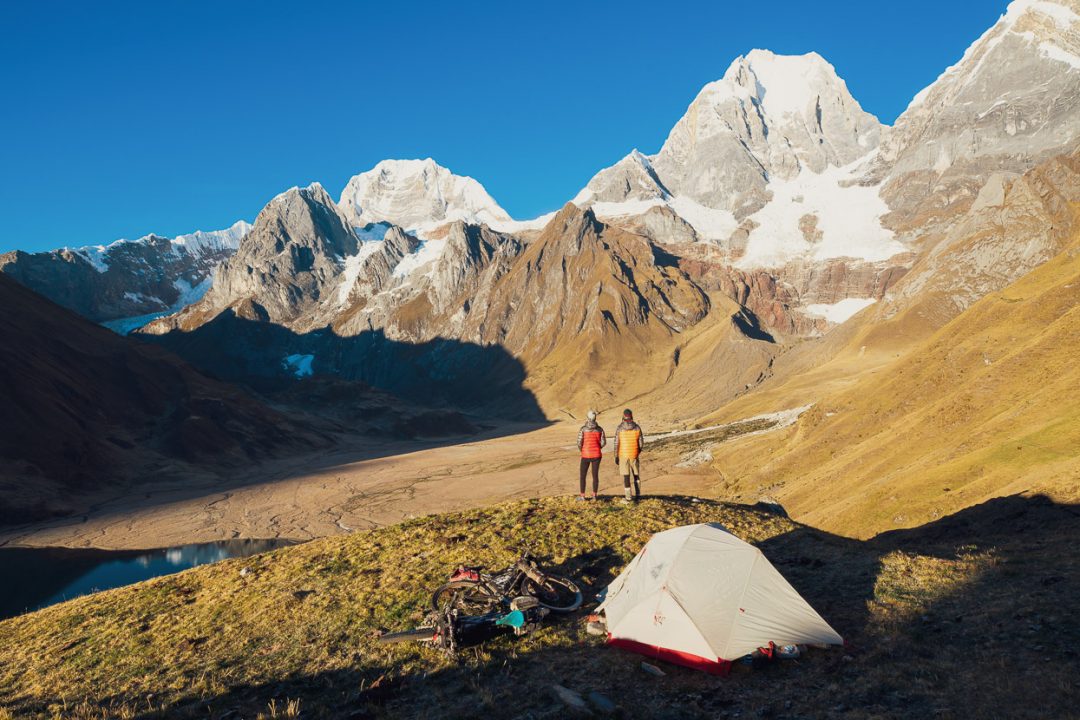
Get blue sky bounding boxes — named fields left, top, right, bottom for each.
left=0, top=1, right=1007, bottom=253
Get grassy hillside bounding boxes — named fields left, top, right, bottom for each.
left=1, top=495, right=1076, bottom=719
left=706, top=229, right=1080, bottom=538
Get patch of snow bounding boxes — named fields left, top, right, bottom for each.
left=173, top=276, right=213, bottom=306
left=737, top=160, right=904, bottom=268
left=489, top=211, right=558, bottom=234
left=171, top=220, right=251, bottom=256
left=650, top=405, right=813, bottom=444
left=589, top=198, right=666, bottom=218
left=282, top=354, right=315, bottom=378
left=103, top=275, right=215, bottom=335
left=337, top=240, right=386, bottom=303
left=102, top=311, right=174, bottom=335
left=668, top=196, right=739, bottom=242
left=354, top=222, right=392, bottom=241
left=804, top=297, right=877, bottom=323
left=73, top=245, right=110, bottom=273
left=1038, top=41, right=1080, bottom=69
left=577, top=192, right=737, bottom=244
left=392, top=239, right=446, bottom=279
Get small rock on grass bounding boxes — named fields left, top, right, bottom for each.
left=640, top=661, right=666, bottom=676
left=552, top=684, right=591, bottom=715
left=587, top=691, right=616, bottom=714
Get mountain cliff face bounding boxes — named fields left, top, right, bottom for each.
left=0, top=221, right=249, bottom=327
left=157, top=184, right=363, bottom=332
left=873, top=0, right=1080, bottom=231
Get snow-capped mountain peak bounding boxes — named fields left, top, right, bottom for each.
left=170, top=220, right=253, bottom=257
left=715, top=50, right=848, bottom=122
left=571, top=49, right=894, bottom=267
left=338, top=158, right=511, bottom=236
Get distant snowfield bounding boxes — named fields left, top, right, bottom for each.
left=738, top=160, right=905, bottom=268
left=282, top=354, right=315, bottom=378
left=579, top=193, right=739, bottom=243
left=804, top=297, right=877, bottom=324
left=392, top=239, right=445, bottom=279
left=70, top=221, right=250, bottom=274
left=102, top=276, right=214, bottom=335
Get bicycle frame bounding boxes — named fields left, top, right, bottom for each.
left=448, top=556, right=545, bottom=605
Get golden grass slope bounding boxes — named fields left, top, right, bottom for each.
left=707, top=228, right=1080, bottom=539
left=1, top=495, right=1077, bottom=719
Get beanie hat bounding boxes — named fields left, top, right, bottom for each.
left=587, top=410, right=597, bottom=421
left=623, top=408, right=633, bottom=419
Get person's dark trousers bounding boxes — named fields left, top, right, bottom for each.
left=580, top=458, right=601, bottom=494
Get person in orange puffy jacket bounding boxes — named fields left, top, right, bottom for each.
left=576, top=410, right=606, bottom=501
left=613, top=408, right=644, bottom=503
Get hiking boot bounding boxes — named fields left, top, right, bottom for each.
left=620, top=497, right=632, bottom=505
left=590, top=493, right=599, bottom=501
left=576, top=495, right=587, bottom=502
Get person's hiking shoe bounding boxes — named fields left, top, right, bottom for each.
left=576, top=494, right=587, bottom=501
left=591, top=493, right=599, bottom=501
left=620, top=496, right=632, bottom=505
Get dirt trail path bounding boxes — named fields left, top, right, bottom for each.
left=0, top=421, right=729, bottom=550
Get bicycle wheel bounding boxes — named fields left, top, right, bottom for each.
left=431, top=581, right=501, bottom=613
left=522, top=575, right=583, bottom=612
left=377, top=627, right=438, bottom=644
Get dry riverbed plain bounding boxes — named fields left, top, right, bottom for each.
left=0, top=414, right=789, bottom=550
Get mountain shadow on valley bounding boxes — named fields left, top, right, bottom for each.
left=140, top=310, right=547, bottom=422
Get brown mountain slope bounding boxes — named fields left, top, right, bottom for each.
left=705, top=225, right=1080, bottom=538
left=0, top=275, right=326, bottom=525
left=144, top=200, right=779, bottom=422
left=694, top=147, right=1080, bottom=429
left=458, top=204, right=763, bottom=416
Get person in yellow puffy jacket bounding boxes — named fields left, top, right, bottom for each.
left=613, top=408, right=644, bottom=503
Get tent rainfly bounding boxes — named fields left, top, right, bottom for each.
left=597, top=523, right=843, bottom=674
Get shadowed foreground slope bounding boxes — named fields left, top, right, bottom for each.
left=0, top=276, right=328, bottom=525
left=1, top=495, right=1075, bottom=719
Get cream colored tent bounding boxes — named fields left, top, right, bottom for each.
left=597, top=523, right=842, bottom=673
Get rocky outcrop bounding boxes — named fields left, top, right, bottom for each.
left=884, top=148, right=1080, bottom=319
left=149, top=184, right=360, bottom=333
left=0, top=221, right=249, bottom=325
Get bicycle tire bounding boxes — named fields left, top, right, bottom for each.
left=522, top=574, right=583, bottom=612
left=431, top=581, right=501, bottom=613
left=377, top=627, right=438, bottom=644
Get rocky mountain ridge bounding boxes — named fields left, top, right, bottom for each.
left=8, top=0, right=1080, bottom=422
left=0, top=220, right=250, bottom=326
